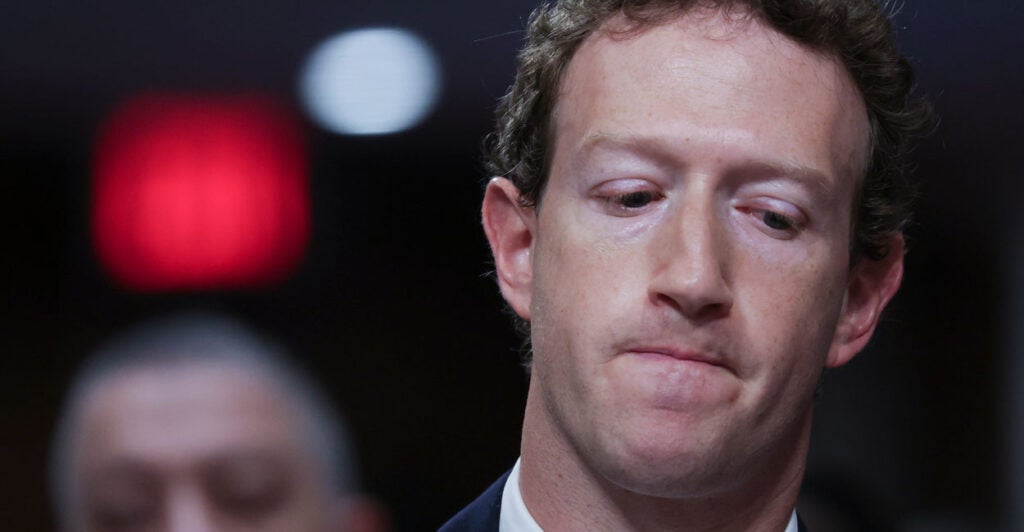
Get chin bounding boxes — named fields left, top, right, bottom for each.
left=601, top=454, right=734, bottom=499
left=590, top=427, right=743, bottom=499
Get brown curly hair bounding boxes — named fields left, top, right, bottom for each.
left=486, top=0, right=932, bottom=264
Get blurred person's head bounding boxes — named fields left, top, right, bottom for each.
left=50, top=313, right=386, bottom=532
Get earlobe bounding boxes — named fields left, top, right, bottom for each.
left=826, top=236, right=905, bottom=368
left=481, top=177, right=536, bottom=320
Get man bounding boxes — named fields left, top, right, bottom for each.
left=50, top=313, right=387, bottom=532
left=442, top=0, right=929, bottom=530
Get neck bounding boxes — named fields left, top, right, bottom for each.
left=518, top=380, right=811, bottom=532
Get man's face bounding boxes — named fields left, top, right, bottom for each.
left=486, top=9, right=901, bottom=498
left=71, top=364, right=336, bottom=532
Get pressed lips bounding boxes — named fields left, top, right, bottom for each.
left=622, top=345, right=733, bottom=373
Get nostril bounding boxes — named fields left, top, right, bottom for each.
left=651, top=282, right=732, bottom=322
left=695, top=300, right=731, bottom=321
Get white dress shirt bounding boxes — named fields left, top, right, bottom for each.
left=499, top=458, right=798, bottom=532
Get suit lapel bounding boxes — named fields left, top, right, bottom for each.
left=438, top=470, right=510, bottom=532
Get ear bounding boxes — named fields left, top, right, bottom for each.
left=481, top=177, right=536, bottom=321
left=826, top=235, right=905, bottom=368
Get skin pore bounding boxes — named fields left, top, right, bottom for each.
left=482, top=7, right=904, bottom=532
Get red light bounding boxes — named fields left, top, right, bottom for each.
left=92, top=94, right=310, bottom=291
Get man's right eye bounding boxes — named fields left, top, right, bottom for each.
left=89, top=500, right=156, bottom=532
left=590, top=179, right=664, bottom=216
left=85, top=472, right=159, bottom=532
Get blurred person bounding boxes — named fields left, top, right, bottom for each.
left=441, top=0, right=929, bottom=530
left=50, top=313, right=387, bottom=532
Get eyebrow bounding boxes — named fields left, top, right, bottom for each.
left=577, top=133, right=675, bottom=165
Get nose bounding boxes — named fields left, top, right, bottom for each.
left=648, top=196, right=733, bottom=321
left=165, top=486, right=215, bottom=532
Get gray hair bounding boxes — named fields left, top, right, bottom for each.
left=49, top=312, right=357, bottom=530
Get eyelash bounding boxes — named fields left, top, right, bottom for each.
left=601, top=191, right=663, bottom=217
left=740, top=207, right=803, bottom=238
left=614, top=191, right=659, bottom=208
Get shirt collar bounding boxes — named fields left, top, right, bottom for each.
left=499, top=457, right=799, bottom=532
left=500, top=458, right=543, bottom=532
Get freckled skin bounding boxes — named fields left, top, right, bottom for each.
left=484, top=7, right=902, bottom=531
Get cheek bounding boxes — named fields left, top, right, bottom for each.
left=739, top=227, right=847, bottom=308
left=532, top=219, right=644, bottom=328
left=740, top=253, right=847, bottom=372
left=529, top=219, right=641, bottom=372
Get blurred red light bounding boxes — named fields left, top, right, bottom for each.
left=92, top=94, right=310, bottom=291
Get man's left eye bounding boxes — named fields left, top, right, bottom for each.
left=615, top=191, right=657, bottom=209
left=761, top=210, right=795, bottom=231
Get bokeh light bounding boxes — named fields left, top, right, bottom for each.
left=299, top=28, right=441, bottom=135
left=92, top=93, right=310, bottom=291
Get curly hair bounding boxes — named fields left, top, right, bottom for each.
left=486, top=0, right=932, bottom=263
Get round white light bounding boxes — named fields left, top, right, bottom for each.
left=300, top=28, right=441, bottom=135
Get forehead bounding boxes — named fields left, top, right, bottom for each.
left=75, top=363, right=305, bottom=470
left=552, top=7, right=869, bottom=186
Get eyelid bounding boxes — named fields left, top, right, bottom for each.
left=589, top=178, right=664, bottom=216
left=590, top=178, right=660, bottom=195
left=739, top=197, right=807, bottom=225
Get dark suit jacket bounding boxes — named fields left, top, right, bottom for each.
left=438, top=471, right=509, bottom=532
left=437, top=470, right=809, bottom=532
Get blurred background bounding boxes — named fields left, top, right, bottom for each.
left=1, top=1, right=1020, bottom=530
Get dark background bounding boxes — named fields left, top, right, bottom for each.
left=1, top=1, right=1020, bottom=530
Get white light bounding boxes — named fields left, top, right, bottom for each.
left=300, top=28, right=441, bottom=136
